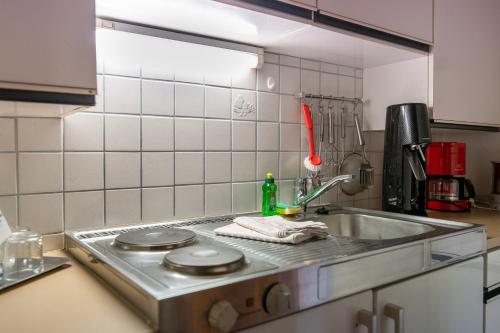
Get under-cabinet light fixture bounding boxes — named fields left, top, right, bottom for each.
left=96, top=18, right=264, bottom=70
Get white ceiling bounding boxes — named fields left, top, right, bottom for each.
left=96, top=0, right=427, bottom=68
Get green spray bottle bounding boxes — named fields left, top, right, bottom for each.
left=262, top=172, right=277, bottom=216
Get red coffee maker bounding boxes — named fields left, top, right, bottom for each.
left=426, top=142, right=475, bottom=212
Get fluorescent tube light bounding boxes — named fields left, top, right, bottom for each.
left=96, top=18, right=263, bottom=71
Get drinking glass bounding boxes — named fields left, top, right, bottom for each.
left=2, top=229, right=43, bottom=282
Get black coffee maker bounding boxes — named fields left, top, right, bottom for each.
left=382, top=103, right=432, bottom=216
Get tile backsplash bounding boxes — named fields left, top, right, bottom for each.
left=0, top=50, right=384, bottom=237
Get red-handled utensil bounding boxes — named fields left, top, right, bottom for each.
left=301, top=102, right=322, bottom=172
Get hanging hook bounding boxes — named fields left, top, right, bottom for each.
left=327, top=98, right=334, bottom=110
left=319, top=95, right=324, bottom=114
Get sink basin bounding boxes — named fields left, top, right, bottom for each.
left=314, top=213, right=435, bottom=240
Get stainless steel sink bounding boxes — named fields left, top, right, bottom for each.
left=314, top=213, right=435, bottom=240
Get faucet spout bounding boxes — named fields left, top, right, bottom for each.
left=294, top=174, right=353, bottom=207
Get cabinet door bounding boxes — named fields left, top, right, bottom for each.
left=241, top=291, right=372, bottom=333
left=317, top=0, right=433, bottom=43
left=487, top=249, right=500, bottom=287
left=486, top=296, right=500, bottom=333
left=433, top=0, right=500, bottom=126
left=0, top=0, right=96, bottom=93
left=363, top=57, right=429, bottom=131
left=375, top=257, right=484, bottom=333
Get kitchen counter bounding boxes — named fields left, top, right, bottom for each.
left=428, top=208, right=500, bottom=250
left=0, top=250, right=154, bottom=333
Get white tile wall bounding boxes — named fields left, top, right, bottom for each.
left=257, top=92, right=280, bottom=122
left=257, top=122, right=279, bottom=151
left=141, top=80, right=174, bottom=116
left=64, top=153, right=104, bottom=191
left=232, top=182, right=256, bottom=213
left=233, top=121, right=256, bottom=151
left=0, top=195, right=17, bottom=227
left=205, top=87, right=231, bottom=119
left=142, top=117, right=174, bottom=151
left=280, top=95, right=301, bottom=123
left=142, top=187, right=174, bottom=222
left=0, top=154, right=16, bottom=195
left=280, top=66, right=300, bottom=94
left=0, top=50, right=380, bottom=237
left=205, top=152, right=231, bottom=183
left=301, top=69, right=320, bottom=95
left=175, top=152, right=204, bottom=185
left=232, top=152, right=256, bottom=182
left=105, top=115, right=141, bottom=151
left=205, top=120, right=231, bottom=151
left=18, top=153, right=62, bottom=194
left=105, top=152, right=140, bottom=189
left=175, top=185, right=204, bottom=218
left=175, top=83, right=204, bottom=117
left=0, top=118, right=15, bottom=151
left=175, top=118, right=204, bottom=150
left=279, top=152, right=300, bottom=179
left=280, top=123, right=301, bottom=151
left=142, top=152, right=174, bottom=187
left=105, top=189, right=141, bottom=226
left=64, top=113, right=103, bottom=151
left=19, top=193, right=63, bottom=233
left=280, top=55, right=300, bottom=67
left=257, top=152, right=279, bottom=179
left=64, top=191, right=105, bottom=229
left=17, top=118, right=61, bottom=151
left=205, top=183, right=231, bottom=216
left=104, top=76, right=141, bottom=114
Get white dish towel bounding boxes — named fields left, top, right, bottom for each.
left=214, top=215, right=329, bottom=244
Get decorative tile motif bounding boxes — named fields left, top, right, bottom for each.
left=232, top=93, right=256, bottom=118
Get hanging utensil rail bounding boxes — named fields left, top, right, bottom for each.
left=296, top=93, right=363, bottom=104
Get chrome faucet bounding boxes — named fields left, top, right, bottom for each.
left=294, top=174, right=354, bottom=207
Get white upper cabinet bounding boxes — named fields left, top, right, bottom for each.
left=317, top=0, right=433, bottom=43
left=363, top=56, right=430, bottom=131
left=0, top=0, right=96, bottom=106
left=432, top=0, right=500, bottom=126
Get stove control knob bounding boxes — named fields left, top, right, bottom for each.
left=264, top=283, right=292, bottom=316
left=208, top=300, right=239, bottom=333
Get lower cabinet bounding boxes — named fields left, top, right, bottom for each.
left=242, top=257, right=483, bottom=333
left=241, top=290, right=372, bottom=333
left=486, top=296, right=500, bottom=333
left=375, top=257, right=484, bottom=333
left=485, top=249, right=500, bottom=333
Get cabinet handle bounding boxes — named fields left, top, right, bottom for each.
left=356, top=309, right=376, bottom=333
left=384, top=303, right=404, bottom=333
